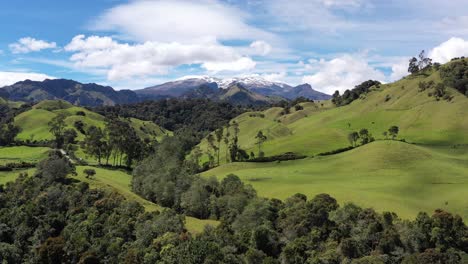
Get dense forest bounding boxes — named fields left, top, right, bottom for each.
left=1, top=148, right=466, bottom=263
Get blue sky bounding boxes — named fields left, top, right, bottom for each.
left=0, top=0, right=467, bottom=93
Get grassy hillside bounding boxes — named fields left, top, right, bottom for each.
left=202, top=140, right=468, bottom=220
left=0, top=146, right=50, bottom=165
left=196, top=65, right=468, bottom=163
left=14, top=100, right=171, bottom=142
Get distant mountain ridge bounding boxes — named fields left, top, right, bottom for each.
left=136, top=76, right=331, bottom=100
left=1, top=79, right=139, bottom=107
left=0, top=76, right=331, bottom=107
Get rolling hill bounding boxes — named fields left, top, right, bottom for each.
left=196, top=60, right=468, bottom=162
left=13, top=100, right=171, bottom=143
left=198, top=59, right=468, bottom=220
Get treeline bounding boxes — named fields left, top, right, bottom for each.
left=332, top=80, right=381, bottom=106
left=0, top=103, right=29, bottom=146
left=2, top=150, right=466, bottom=263
left=94, top=98, right=257, bottom=141
left=81, top=119, right=157, bottom=167
left=440, top=58, right=468, bottom=97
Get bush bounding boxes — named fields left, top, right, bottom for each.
left=317, top=146, right=355, bottom=156
left=247, top=152, right=307, bottom=162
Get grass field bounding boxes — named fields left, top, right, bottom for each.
left=73, top=166, right=219, bottom=233
left=202, top=141, right=468, bottom=220
left=0, top=146, right=50, bottom=165
left=196, top=67, right=468, bottom=163
left=0, top=168, right=35, bottom=185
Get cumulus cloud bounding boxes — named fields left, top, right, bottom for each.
left=302, top=54, right=385, bottom=94
left=91, top=0, right=271, bottom=43
left=9, top=37, right=57, bottom=54
left=250, top=41, right=272, bottom=56
left=0, top=71, right=54, bottom=87
left=429, top=37, right=468, bottom=63
left=64, top=35, right=256, bottom=80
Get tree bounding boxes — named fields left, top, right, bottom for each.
left=215, top=128, right=224, bottom=166
left=63, top=128, right=78, bottom=145
left=0, top=122, right=20, bottom=146
left=408, top=50, right=433, bottom=74
left=382, top=131, right=388, bottom=140
left=255, top=130, right=267, bottom=157
left=359, top=128, right=370, bottom=145
left=388, top=126, right=399, bottom=140
left=408, top=57, right=419, bottom=74
left=48, top=113, right=66, bottom=148
left=84, top=169, right=96, bottom=179
left=418, top=50, right=432, bottom=70
left=206, top=134, right=217, bottom=167
left=83, top=126, right=105, bottom=164
left=348, top=132, right=359, bottom=147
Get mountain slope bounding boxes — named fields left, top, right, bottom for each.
left=1, top=79, right=139, bottom=106
left=196, top=59, right=468, bottom=162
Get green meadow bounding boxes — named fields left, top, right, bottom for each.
left=203, top=140, right=468, bottom=220
left=0, top=146, right=50, bottom=165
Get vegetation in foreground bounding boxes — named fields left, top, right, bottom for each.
left=0, top=150, right=467, bottom=263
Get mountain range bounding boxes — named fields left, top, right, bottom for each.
left=136, top=76, right=331, bottom=101
left=0, top=76, right=330, bottom=106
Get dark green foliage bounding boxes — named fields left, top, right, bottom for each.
left=0, top=122, right=21, bottom=146
left=48, top=113, right=66, bottom=148
left=95, top=98, right=254, bottom=145
left=332, top=80, right=381, bottom=106
left=388, top=125, right=399, bottom=139
left=408, top=50, right=433, bottom=74
left=440, top=58, right=468, bottom=96
left=83, top=168, right=96, bottom=179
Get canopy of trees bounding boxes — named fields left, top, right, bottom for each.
left=440, top=58, right=468, bottom=97
left=332, top=80, right=381, bottom=106
left=1, top=151, right=466, bottom=263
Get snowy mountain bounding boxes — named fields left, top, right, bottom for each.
left=135, top=76, right=330, bottom=101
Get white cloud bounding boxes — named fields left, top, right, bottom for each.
left=202, top=57, right=256, bottom=73
left=250, top=41, right=272, bottom=56
left=302, top=54, right=385, bottom=94
left=429, top=37, right=468, bottom=63
left=389, top=58, right=410, bottom=81
left=9, top=37, right=57, bottom=54
left=0, top=71, right=54, bottom=87
left=64, top=35, right=256, bottom=80
left=91, top=0, right=271, bottom=43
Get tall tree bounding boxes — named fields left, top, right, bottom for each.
left=48, top=113, right=66, bottom=148
left=215, top=128, right=224, bottom=166
left=255, top=130, right=267, bottom=157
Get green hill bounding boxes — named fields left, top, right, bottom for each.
left=202, top=141, right=468, bottom=220
left=196, top=61, right=468, bottom=163
left=14, top=100, right=171, bottom=142
left=199, top=60, right=468, bottom=220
